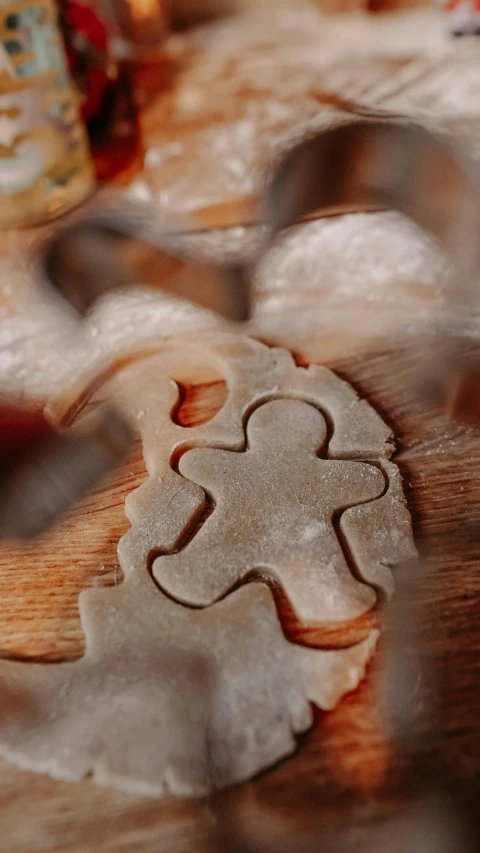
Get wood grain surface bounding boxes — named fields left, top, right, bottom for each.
left=0, top=7, right=479, bottom=853
left=0, top=339, right=478, bottom=853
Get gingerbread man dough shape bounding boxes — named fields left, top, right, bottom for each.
left=155, top=399, right=385, bottom=622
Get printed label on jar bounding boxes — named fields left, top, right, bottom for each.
left=0, top=0, right=94, bottom=227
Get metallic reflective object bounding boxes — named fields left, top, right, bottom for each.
left=43, top=117, right=480, bottom=338
left=263, top=118, right=480, bottom=423
left=42, top=201, right=252, bottom=321
left=265, top=118, right=480, bottom=280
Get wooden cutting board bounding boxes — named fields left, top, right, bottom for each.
left=0, top=8, right=478, bottom=852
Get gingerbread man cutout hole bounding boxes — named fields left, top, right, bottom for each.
left=154, top=399, right=386, bottom=624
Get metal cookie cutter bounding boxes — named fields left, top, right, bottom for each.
left=263, top=117, right=480, bottom=422
left=42, top=201, right=252, bottom=322
left=266, top=117, right=480, bottom=266
left=44, top=117, right=480, bottom=334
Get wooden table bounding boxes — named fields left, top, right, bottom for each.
left=0, top=7, right=478, bottom=852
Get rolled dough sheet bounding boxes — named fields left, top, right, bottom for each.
left=0, top=335, right=415, bottom=796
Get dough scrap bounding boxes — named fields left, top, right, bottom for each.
left=0, top=334, right=414, bottom=796
left=0, top=472, right=378, bottom=797
left=154, top=399, right=385, bottom=623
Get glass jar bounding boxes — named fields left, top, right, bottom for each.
left=0, top=0, right=95, bottom=228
